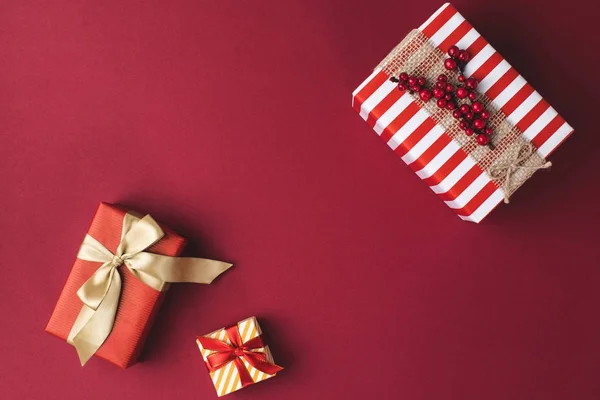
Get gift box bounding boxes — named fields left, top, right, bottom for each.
left=46, top=202, right=231, bottom=368
left=196, top=317, right=283, bottom=397
left=352, top=3, right=574, bottom=223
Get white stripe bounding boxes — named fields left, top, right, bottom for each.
left=217, top=362, right=233, bottom=395
left=454, top=28, right=479, bottom=50
left=430, top=156, right=475, bottom=194
left=225, top=367, right=239, bottom=395
left=416, top=141, right=460, bottom=179
left=374, top=94, right=413, bottom=135
left=459, top=189, right=504, bottom=223
left=418, top=3, right=450, bottom=31
left=506, top=91, right=542, bottom=127
left=359, top=80, right=396, bottom=120
left=429, top=13, right=465, bottom=46
left=537, top=122, right=573, bottom=157
left=401, top=124, right=445, bottom=164
left=463, top=44, right=494, bottom=78
left=238, top=320, right=249, bottom=342
left=522, top=107, right=557, bottom=142
left=493, top=75, right=527, bottom=109
left=212, top=367, right=224, bottom=393
left=444, top=172, right=490, bottom=209
left=352, top=68, right=381, bottom=98
left=479, top=60, right=510, bottom=93
left=387, top=110, right=429, bottom=151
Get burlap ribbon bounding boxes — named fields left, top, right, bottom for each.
left=377, top=30, right=552, bottom=202
left=67, top=212, right=232, bottom=366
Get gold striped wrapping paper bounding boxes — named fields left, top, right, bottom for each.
left=196, top=317, right=277, bottom=397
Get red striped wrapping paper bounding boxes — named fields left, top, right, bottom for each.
left=352, top=3, right=573, bottom=223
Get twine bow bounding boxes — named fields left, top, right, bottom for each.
left=197, top=325, right=283, bottom=388
left=489, top=142, right=552, bottom=204
left=67, top=213, right=232, bottom=366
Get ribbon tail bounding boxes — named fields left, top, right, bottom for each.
left=233, top=357, right=256, bottom=388
left=70, top=271, right=122, bottom=366
left=243, top=352, right=284, bottom=376
left=128, top=253, right=232, bottom=284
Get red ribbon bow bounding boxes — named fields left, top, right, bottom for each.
left=197, top=324, right=283, bottom=388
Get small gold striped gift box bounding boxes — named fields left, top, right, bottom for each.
left=196, top=317, right=281, bottom=397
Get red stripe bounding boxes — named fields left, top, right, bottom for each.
left=438, top=20, right=472, bottom=53
left=471, top=52, right=502, bottom=82
left=421, top=5, right=457, bottom=38
left=530, top=114, right=566, bottom=149
left=543, top=126, right=573, bottom=157
left=408, top=134, right=452, bottom=171
left=454, top=182, right=499, bottom=217
left=465, top=36, right=487, bottom=59
left=352, top=71, right=389, bottom=112
left=515, top=99, right=549, bottom=132
left=502, top=83, right=534, bottom=116
left=422, top=150, right=468, bottom=187
left=380, top=102, right=420, bottom=143
left=394, top=118, right=438, bottom=157
left=437, top=165, right=482, bottom=201
left=365, top=89, right=402, bottom=128
left=485, top=67, right=518, bottom=100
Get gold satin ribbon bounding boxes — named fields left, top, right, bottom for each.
left=489, top=142, right=552, bottom=204
left=66, top=212, right=232, bottom=366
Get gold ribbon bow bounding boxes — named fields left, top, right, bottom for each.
left=489, top=142, right=552, bottom=204
left=67, top=212, right=232, bottom=366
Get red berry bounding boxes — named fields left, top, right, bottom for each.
left=436, top=81, right=446, bottom=89
left=460, top=104, right=471, bottom=114
left=399, top=72, right=409, bottom=82
left=448, top=45, right=460, bottom=58
left=484, top=127, right=493, bottom=136
left=456, top=87, right=469, bottom=99
left=477, top=134, right=490, bottom=145
left=465, top=128, right=474, bottom=136
left=419, top=88, right=433, bottom=102
left=444, top=93, right=452, bottom=101
left=468, top=91, right=478, bottom=101
left=410, top=85, right=420, bottom=93
left=397, top=83, right=407, bottom=91
left=444, top=84, right=452, bottom=93
left=452, top=110, right=462, bottom=119
left=417, top=76, right=427, bottom=86
left=444, top=58, right=458, bottom=71
left=459, top=119, right=470, bottom=130
left=437, top=74, right=448, bottom=82
left=407, top=77, right=417, bottom=86
left=458, top=74, right=466, bottom=83
left=446, top=101, right=457, bottom=110
left=471, top=102, right=484, bottom=113
left=480, top=110, right=490, bottom=120
left=433, top=87, right=445, bottom=99
left=466, top=77, right=478, bottom=89
left=473, top=118, right=486, bottom=129
left=437, top=98, right=447, bottom=108
left=465, top=112, right=474, bottom=121
left=458, top=50, right=470, bottom=62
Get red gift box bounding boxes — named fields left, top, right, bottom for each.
left=45, top=202, right=187, bottom=368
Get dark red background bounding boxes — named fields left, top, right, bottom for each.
left=1, top=1, right=598, bottom=399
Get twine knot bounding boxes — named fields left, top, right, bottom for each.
left=489, top=142, right=552, bottom=204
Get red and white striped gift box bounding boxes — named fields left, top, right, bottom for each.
left=352, top=3, right=573, bottom=223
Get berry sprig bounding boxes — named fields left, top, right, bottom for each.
left=390, top=45, right=495, bottom=147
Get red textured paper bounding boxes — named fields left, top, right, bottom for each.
left=45, top=202, right=187, bottom=368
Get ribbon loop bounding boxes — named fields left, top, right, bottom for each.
left=67, top=211, right=232, bottom=366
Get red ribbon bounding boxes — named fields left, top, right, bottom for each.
left=197, top=324, right=283, bottom=388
